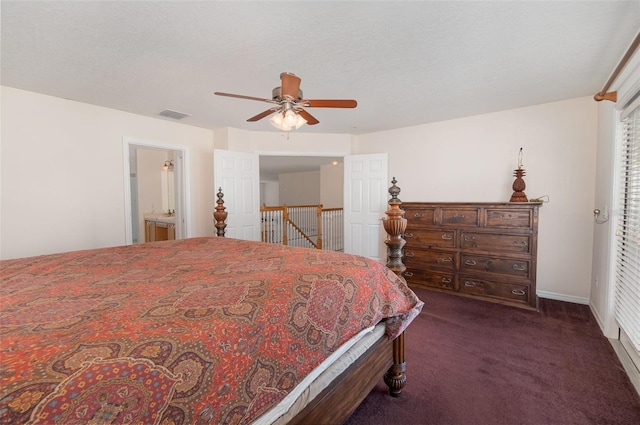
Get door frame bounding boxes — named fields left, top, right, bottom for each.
left=122, top=137, right=191, bottom=244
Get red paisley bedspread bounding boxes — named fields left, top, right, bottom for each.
left=0, top=237, right=423, bottom=425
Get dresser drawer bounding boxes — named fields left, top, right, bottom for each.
left=459, top=275, right=531, bottom=304
left=460, top=254, right=530, bottom=279
left=460, top=232, right=532, bottom=254
left=404, top=229, right=456, bottom=248
left=441, top=208, right=480, bottom=226
left=403, top=207, right=436, bottom=226
left=404, top=248, right=456, bottom=271
left=403, top=269, right=455, bottom=291
left=486, top=208, right=533, bottom=228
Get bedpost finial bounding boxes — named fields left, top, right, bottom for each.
left=388, top=177, right=401, bottom=202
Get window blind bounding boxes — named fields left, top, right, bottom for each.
left=615, top=97, right=640, bottom=352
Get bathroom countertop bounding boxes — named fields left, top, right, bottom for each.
left=145, top=215, right=176, bottom=224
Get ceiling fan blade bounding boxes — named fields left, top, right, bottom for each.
left=281, top=73, right=302, bottom=100
left=302, top=99, right=357, bottom=108
left=215, top=92, right=272, bottom=103
left=298, top=109, right=319, bottom=125
left=247, top=109, right=275, bottom=122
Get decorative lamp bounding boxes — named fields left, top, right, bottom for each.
left=162, top=160, right=174, bottom=171
left=509, top=148, right=528, bottom=202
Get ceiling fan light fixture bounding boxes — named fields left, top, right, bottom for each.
left=284, top=109, right=297, bottom=126
left=269, top=107, right=306, bottom=131
left=294, top=113, right=307, bottom=129
left=269, top=111, right=289, bottom=131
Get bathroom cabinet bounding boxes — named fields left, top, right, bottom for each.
left=145, top=219, right=176, bottom=242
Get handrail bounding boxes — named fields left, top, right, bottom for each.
left=594, top=32, right=640, bottom=103
left=260, top=204, right=343, bottom=250
left=285, top=218, right=318, bottom=248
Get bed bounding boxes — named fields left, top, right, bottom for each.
left=0, top=236, right=423, bottom=424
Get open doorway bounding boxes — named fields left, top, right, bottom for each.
left=123, top=137, right=190, bottom=245
left=258, top=155, right=344, bottom=207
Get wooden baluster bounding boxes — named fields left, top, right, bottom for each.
left=282, top=204, right=289, bottom=246
left=316, top=205, right=323, bottom=250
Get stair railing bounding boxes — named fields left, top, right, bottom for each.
left=260, top=204, right=343, bottom=251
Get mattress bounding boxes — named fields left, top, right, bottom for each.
left=259, top=323, right=385, bottom=424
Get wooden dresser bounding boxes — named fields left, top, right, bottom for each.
left=401, top=202, right=541, bottom=310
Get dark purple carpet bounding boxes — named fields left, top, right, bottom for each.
left=345, top=288, right=640, bottom=425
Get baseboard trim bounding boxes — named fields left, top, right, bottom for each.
left=589, top=302, right=607, bottom=333
left=610, top=338, right=640, bottom=397
left=537, top=290, right=589, bottom=305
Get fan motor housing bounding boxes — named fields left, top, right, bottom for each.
left=272, top=87, right=303, bottom=102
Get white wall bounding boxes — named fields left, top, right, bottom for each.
left=320, top=162, right=344, bottom=209
left=260, top=163, right=342, bottom=208
left=2, top=85, right=604, bottom=305
left=214, top=126, right=352, bottom=156
left=279, top=171, right=321, bottom=205
left=353, top=97, right=598, bottom=302
left=1, top=86, right=215, bottom=260
left=260, top=180, right=280, bottom=206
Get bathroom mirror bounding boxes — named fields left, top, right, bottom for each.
left=161, top=170, right=175, bottom=213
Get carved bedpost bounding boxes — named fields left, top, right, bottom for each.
left=382, top=177, right=408, bottom=397
left=384, top=333, right=406, bottom=397
left=214, top=188, right=227, bottom=237
left=382, top=177, right=407, bottom=274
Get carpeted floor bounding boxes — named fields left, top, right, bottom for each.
left=345, top=287, right=640, bottom=425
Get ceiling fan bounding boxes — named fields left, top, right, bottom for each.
left=214, top=72, right=357, bottom=131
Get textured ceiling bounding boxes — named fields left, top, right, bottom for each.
left=1, top=1, right=639, bottom=135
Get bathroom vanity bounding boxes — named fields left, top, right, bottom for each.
left=145, top=216, right=176, bottom=242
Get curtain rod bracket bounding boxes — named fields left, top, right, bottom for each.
left=594, top=32, right=640, bottom=103
left=594, top=91, right=617, bottom=102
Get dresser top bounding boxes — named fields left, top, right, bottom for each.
left=402, top=201, right=543, bottom=206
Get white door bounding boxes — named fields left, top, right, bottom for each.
left=344, top=153, right=388, bottom=261
left=213, top=149, right=260, bottom=241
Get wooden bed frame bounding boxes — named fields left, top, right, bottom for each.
left=214, top=181, right=409, bottom=424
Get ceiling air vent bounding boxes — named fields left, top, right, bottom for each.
left=159, top=109, right=190, bottom=120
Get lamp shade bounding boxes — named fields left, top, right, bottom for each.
left=269, top=108, right=306, bottom=131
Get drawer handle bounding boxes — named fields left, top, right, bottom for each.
left=464, top=235, right=476, bottom=242
left=441, top=234, right=453, bottom=240
left=441, top=277, right=452, bottom=283
left=512, top=264, right=527, bottom=271
left=464, top=280, right=477, bottom=287
left=404, top=232, right=414, bottom=238
left=511, top=289, right=526, bottom=296
left=453, top=213, right=465, bottom=218
left=404, top=272, right=414, bottom=277
left=513, top=240, right=528, bottom=246
left=441, top=257, right=453, bottom=263
left=413, top=212, right=424, bottom=218
left=405, top=251, right=415, bottom=257
left=464, top=260, right=477, bottom=266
